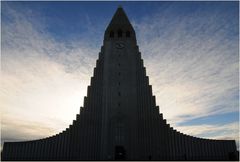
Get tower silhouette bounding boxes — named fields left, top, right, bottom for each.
left=1, top=6, right=238, bottom=161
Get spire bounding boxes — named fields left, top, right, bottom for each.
left=104, top=6, right=136, bottom=41
left=107, top=6, right=133, bottom=29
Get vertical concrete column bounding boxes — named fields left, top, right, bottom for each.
left=139, top=64, right=144, bottom=159
left=197, top=138, right=202, bottom=160
left=179, top=135, right=183, bottom=160
left=52, top=137, right=57, bottom=160
left=96, top=59, right=102, bottom=160
left=35, top=141, right=40, bottom=160
left=77, top=124, right=82, bottom=160
left=16, top=142, right=22, bottom=160
left=186, top=136, right=190, bottom=160
left=48, top=138, right=53, bottom=160
left=4, top=143, right=8, bottom=160
left=3, top=143, right=9, bottom=160
left=138, top=62, right=143, bottom=159
left=9, top=143, right=14, bottom=160
left=53, top=136, right=58, bottom=160
left=75, top=124, right=80, bottom=160
left=89, top=85, right=94, bottom=160
left=182, top=134, right=186, bottom=160
left=66, top=129, right=71, bottom=160
left=85, top=94, right=90, bottom=160
left=180, top=134, right=185, bottom=160
left=205, top=140, right=209, bottom=160
left=60, top=134, right=64, bottom=160
left=30, top=142, right=35, bottom=160
left=38, top=140, right=43, bottom=160
left=208, top=140, right=213, bottom=160
left=162, top=125, right=168, bottom=160
left=213, top=140, right=219, bottom=160
left=61, top=133, right=66, bottom=160
left=69, top=126, right=74, bottom=160
left=220, top=140, right=227, bottom=160
left=171, top=131, right=175, bottom=160
left=191, top=138, right=196, bottom=160
left=197, top=139, right=202, bottom=160
left=14, top=143, right=19, bottom=160
left=58, top=134, right=63, bottom=160
left=208, top=140, right=214, bottom=160
left=42, top=140, right=46, bottom=160
left=47, top=138, right=52, bottom=160
left=62, top=133, right=67, bottom=160
left=42, top=139, right=47, bottom=160
left=55, top=135, right=60, bottom=160
left=32, top=141, right=37, bottom=160
left=52, top=137, right=56, bottom=160
left=23, top=142, right=28, bottom=160
left=225, top=141, right=231, bottom=160
left=142, top=72, right=148, bottom=159
left=82, top=111, right=87, bottom=159
left=173, top=131, right=178, bottom=160
left=145, top=78, right=152, bottom=159
left=78, top=116, right=83, bottom=160
left=210, top=140, right=216, bottom=160
left=155, top=109, right=161, bottom=160
left=203, top=139, right=208, bottom=160
left=220, top=140, right=225, bottom=159
left=8, top=143, right=14, bottom=160
left=29, top=142, right=34, bottom=160
left=8, top=143, right=13, bottom=160
left=13, top=143, right=17, bottom=160
left=219, top=140, right=224, bottom=160
left=231, top=140, right=236, bottom=152
left=189, top=136, right=194, bottom=160
left=168, top=129, right=174, bottom=160
left=19, top=143, right=24, bottom=160
left=201, top=139, right=206, bottom=160
left=91, top=85, right=96, bottom=160
left=177, top=132, right=182, bottom=160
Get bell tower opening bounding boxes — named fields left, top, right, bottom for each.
left=117, top=29, right=123, bottom=37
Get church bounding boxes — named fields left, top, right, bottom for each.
left=1, top=6, right=238, bottom=161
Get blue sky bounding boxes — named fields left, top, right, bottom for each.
left=1, top=1, right=239, bottom=149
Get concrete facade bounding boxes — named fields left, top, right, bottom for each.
left=1, top=6, right=239, bottom=161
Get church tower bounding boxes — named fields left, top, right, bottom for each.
left=1, top=6, right=238, bottom=161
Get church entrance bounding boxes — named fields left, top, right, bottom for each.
left=115, top=145, right=126, bottom=160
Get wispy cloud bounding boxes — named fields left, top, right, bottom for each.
left=1, top=4, right=98, bottom=143
left=133, top=3, right=239, bottom=127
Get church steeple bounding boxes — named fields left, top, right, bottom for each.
left=104, top=6, right=136, bottom=42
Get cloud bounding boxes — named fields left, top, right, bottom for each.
left=1, top=3, right=98, bottom=143
left=132, top=3, right=239, bottom=127
left=176, top=121, right=239, bottom=149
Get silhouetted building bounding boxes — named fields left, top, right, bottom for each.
left=1, top=6, right=238, bottom=161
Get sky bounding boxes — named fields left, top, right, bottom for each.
left=1, top=1, right=239, bottom=150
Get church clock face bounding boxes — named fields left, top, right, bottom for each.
left=115, top=42, right=125, bottom=49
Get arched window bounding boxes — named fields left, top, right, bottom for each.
left=110, top=31, right=114, bottom=38
left=126, top=31, right=130, bottom=37
left=117, top=29, right=122, bottom=37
